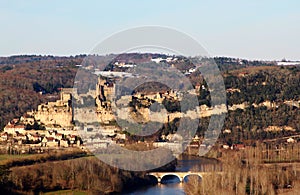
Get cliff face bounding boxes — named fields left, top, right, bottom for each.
left=92, top=76, right=228, bottom=125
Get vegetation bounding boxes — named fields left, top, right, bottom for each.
left=43, top=190, right=87, bottom=195
left=220, top=104, right=300, bottom=145
left=213, top=57, right=275, bottom=71
left=185, top=145, right=300, bottom=195
left=0, top=153, right=176, bottom=194
left=224, top=66, right=300, bottom=105
left=0, top=54, right=299, bottom=193
left=6, top=156, right=150, bottom=194
left=0, top=55, right=84, bottom=129
left=0, top=149, right=87, bottom=167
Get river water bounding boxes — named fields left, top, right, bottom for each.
left=122, top=155, right=218, bottom=195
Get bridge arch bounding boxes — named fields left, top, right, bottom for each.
left=148, top=172, right=221, bottom=184
left=147, top=173, right=182, bottom=183
left=183, top=173, right=202, bottom=182
left=160, top=173, right=182, bottom=183
left=147, top=174, right=160, bottom=183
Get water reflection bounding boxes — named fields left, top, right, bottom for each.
left=183, top=175, right=202, bottom=183
left=122, top=156, right=220, bottom=195
left=123, top=177, right=185, bottom=195
left=161, top=175, right=181, bottom=184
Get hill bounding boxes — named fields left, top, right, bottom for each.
left=0, top=54, right=299, bottom=145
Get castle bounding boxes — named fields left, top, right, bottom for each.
left=95, top=77, right=115, bottom=123
left=29, top=89, right=73, bottom=128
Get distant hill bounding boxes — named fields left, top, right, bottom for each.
left=0, top=55, right=84, bottom=128
left=0, top=54, right=299, bottom=142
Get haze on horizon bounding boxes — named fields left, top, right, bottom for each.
left=1, top=0, right=299, bottom=61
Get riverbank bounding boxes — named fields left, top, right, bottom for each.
left=120, top=154, right=220, bottom=194
left=185, top=145, right=300, bottom=194
left=0, top=148, right=219, bottom=194
left=0, top=150, right=178, bottom=195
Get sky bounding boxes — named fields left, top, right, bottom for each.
left=1, top=0, right=300, bottom=60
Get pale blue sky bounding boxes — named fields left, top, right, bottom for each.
left=1, top=0, right=300, bottom=60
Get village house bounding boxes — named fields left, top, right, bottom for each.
left=153, top=142, right=183, bottom=154
left=14, top=133, right=27, bottom=141
left=27, top=134, right=41, bottom=142
left=232, top=144, right=245, bottom=150
left=41, top=137, right=47, bottom=147
left=41, top=137, right=59, bottom=147
left=55, top=133, right=63, bottom=140
left=0, top=88, right=85, bottom=153
left=20, top=115, right=35, bottom=125
left=223, top=129, right=232, bottom=134
left=188, top=141, right=200, bottom=149
left=287, top=138, right=296, bottom=143
left=85, top=141, right=109, bottom=150
left=59, top=139, right=69, bottom=147
left=0, top=132, right=8, bottom=141
left=238, top=72, right=249, bottom=77
left=166, top=134, right=183, bottom=142
left=199, top=144, right=207, bottom=149
left=226, top=88, right=241, bottom=93
left=284, top=126, right=296, bottom=131
left=46, top=130, right=57, bottom=138
left=264, top=126, right=283, bottom=132
left=4, top=123, right=25, bottom=135
left=69, top=135, right=77, bottom=144
left=115, top=133, right=127, bottom=140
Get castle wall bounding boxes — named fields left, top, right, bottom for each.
left=35, top=109, right=73, bottom=127
left=33, top=91, right=73, bottom=128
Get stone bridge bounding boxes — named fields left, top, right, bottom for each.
left=147, top=171, right=221, bottom=183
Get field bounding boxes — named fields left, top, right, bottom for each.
left=0, top=154, right=35, bottom=165
left=43, top=190, right=87, bottom=195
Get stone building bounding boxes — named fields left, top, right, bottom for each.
left=95, top=77, right=115, bottom=123
left=32, top=90, right=73, bottom=128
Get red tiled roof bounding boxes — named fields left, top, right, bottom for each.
left=15, top=125, right=25, bottom=128
left=5, top=125, right=14, bottom=128
left=5, top=125, right=25, bottom=129
left=234, top=144, right=245, bottom=149
left=47, top=137, right=55, bottom=141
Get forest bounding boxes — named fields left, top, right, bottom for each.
left=0, top=55, right=83, bottom=129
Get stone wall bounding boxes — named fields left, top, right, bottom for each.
left=33, top=91, right=73, bottom=128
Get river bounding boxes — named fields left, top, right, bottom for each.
left=122, top=155, right=219, bottom=195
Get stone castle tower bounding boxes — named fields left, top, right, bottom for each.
left=95, top=77, right=115, bottom=123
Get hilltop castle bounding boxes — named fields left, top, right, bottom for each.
left=95, top=77, right=115, bottom=123
left=30, top=89, right=73, bottom=128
